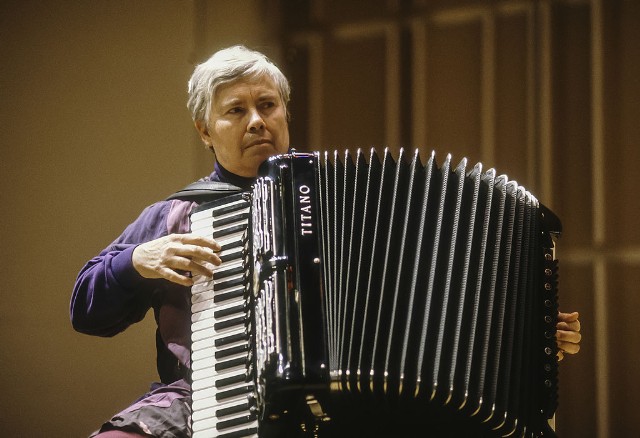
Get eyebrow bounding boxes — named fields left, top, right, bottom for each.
left=218, top=93, right=279, bottom=109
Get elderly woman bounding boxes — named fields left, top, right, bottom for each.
left=70, top=45, right=581, bottom=438
left=71, top=45, right=290, bottom=438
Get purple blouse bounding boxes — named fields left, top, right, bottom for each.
left=70, top=162, right=255, bottom=383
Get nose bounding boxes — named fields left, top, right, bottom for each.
left=247, top=109, right=265, bottom=133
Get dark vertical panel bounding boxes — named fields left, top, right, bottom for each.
left=554, top=263, right=597, bottom=438
left=323, top=0, right=393, bottom=22
left=322, top=36, right=387, bottom=151
left=607, top=263, right=640, bottom=437
left=550, top=3, right=593, bottom=247
left=495, top=13, right=530, bottom=188
left=281, top=0, right=312, bottom=30
left=604, top=0, right=640, bottom=246
left=399, top=25, right=414, bottom=148
left=425, top=20, right=482, bottom=165
left=283, top=45, right=311, bottom=150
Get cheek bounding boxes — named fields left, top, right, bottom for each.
left=212, top=123, right=242, bottom=151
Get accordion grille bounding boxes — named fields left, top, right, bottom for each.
left=317, top=148, right=558, bottom=435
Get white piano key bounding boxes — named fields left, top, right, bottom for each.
left=192, top=326, right=247, bottom=352
left=192, top=297, right=246, bottom=324
left=191, top=364, right=247, bottom=383
left=191, top=331, right=247, bottom=366
left=190, top=361, right=248, bottom=387
left=190, top=200, right=249, bottom=221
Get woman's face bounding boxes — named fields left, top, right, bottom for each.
left=196, top=75, right=290, bottom=177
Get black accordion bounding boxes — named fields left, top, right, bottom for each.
left=188, top=149, right=561, bottom=438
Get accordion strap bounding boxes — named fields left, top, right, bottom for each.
left=166, top=181, right=243, bottom=203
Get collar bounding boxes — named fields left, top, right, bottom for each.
left=211, top=161, right=256, bottom=190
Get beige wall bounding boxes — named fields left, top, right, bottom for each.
left=3, top=0, right=639, bottom=437
left=0, top=1, right=277, bottom=436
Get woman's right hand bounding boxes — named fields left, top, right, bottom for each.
left=132, top=233, right=221, bottom=286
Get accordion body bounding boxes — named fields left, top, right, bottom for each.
left=188, top=149, right=561, bottom=438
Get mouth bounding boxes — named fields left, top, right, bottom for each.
left=245, top=138, right=273, bottom=149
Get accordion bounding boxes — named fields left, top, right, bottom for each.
left=188, top=149, right=561, bottom=438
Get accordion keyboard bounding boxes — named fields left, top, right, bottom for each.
left=189, top=194, right=258, bottom=438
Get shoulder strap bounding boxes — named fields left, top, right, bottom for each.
left=166, top=181, right=243, bottom=203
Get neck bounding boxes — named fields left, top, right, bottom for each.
left=214, top=161, right=256, bottom=190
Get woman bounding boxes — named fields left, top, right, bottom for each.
left=71, top=45, right=581, bottom=438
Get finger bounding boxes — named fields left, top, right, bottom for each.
left=176, top=234, right=221, bottom=251
left=557, top=350, right=565, bottom=361
left=170, top=243, right=222, bottom=266
left=167, top=255, right=216, bottom=278
left=558, top=311, right=579, bottom=322
left=557, top=320, right=581, bottom=332
left=556, top=329, right=582, bottom=344
left=188, top=245, right=223, bottom=265
left=557, top=340, right=581, bottom=355
left=156, top=266, right=194, bottom=287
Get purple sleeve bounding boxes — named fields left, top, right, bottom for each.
left=70, top=199, right=194, bottom=337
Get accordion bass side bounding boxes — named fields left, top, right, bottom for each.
left=188, top=149, right=562, bottom=438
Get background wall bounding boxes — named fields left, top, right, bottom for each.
left=0, top=1, right=278, bottom=436
left=0, top=0, right=638, bottom=437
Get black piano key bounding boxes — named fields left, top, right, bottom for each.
left=212, top=212, right=250, bottom=229
left=215, top=331, right=249, bottom=348
left=214, top=303, right=245, bottom=319
left=213, top=223, right=248, bottom=239
left=215, top=385, right=253, bottom=401
left=214, top=265, right=246, bottom=281
left=191, top=193, right=248, bottom=217
left=214, top=277, right=246, bottom=291
left=217, top=427, right=258, bottom=438
left=215, top=344, right=249, bottom=360
left=216, top=399, right=251, bottom=417
left=215, top=372, right=249, bottom=388
left=217, top=414, right=258, bottom=431
left=214, top=288, right=245, bottom=304
left=219, top=251, right=245, bottom=264
left=215, top=356, right=247, bottom=372
left=220, top=240, right=244, bottom=252
left=214, top=315, right=247, bottom=331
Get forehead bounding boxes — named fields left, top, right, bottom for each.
left=214, top=75, right=279, bottom=104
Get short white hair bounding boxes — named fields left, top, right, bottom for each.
left=187, top=45, right=291, bottom=124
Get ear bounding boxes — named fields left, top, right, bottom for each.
left=194, top=120, right=213, bottom=150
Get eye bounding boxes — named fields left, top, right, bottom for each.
left=260, top=101, right=276, bottom=110
left=227, top=106, right=244, bottom=115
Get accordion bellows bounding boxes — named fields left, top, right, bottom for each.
left=189, top=148, right=561, bottom=438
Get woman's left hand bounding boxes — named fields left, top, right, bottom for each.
left=556, top=311, right=581, bottom=361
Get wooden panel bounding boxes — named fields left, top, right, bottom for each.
left=323, top=0, right=393, bottom=22
left=494, top=12, right=531, bottom=188
left=283, top=45, right=311, bottom=150
left=321, top=36, right=387, bottom=151
left=603, top=0, right=640, bottom=246
left=554, top=262, right=598, bottom=438
left=551, top=2, right=593, bottom=247
left=424, top=19, right=483, bottom=166
left=607, top=262, right=640, bottom=436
